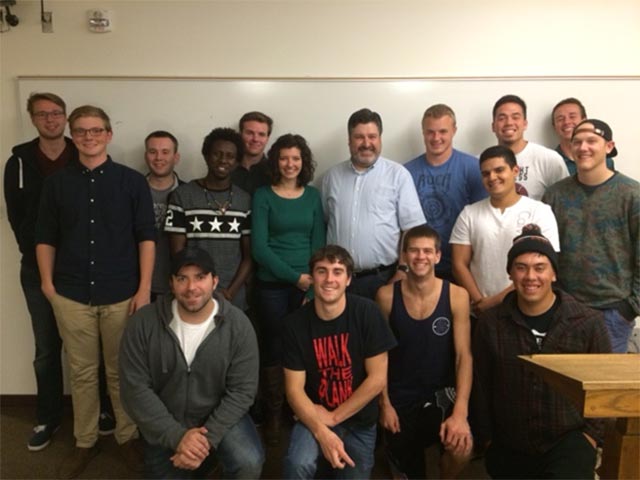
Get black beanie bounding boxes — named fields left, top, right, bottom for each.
left=507, top=224, right=558, bottom=274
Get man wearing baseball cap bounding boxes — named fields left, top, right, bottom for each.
left=119, top=247, right=264, bottom=478
left=472, top=224, right=611, bottom=479
left=542, top=119, right=639, bottom=352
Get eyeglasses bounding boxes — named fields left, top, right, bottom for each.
left=71, top=127, right=107, bottom=137
left=32, top=111, right=65, bottom=120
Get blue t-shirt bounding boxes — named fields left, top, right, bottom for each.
left=405, top=149, right=486, bottom=277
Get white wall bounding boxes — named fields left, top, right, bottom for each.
left=2, top=0, right=639, bottom=394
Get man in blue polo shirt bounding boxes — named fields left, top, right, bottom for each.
left=36, top=105, right=156, bottom=479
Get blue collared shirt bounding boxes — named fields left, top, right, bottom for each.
left=322, top=157, right=425, bottom=270
left=36, top=157, right=156, bottom=305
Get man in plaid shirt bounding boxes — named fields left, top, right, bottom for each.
left=472, top=223, right=611, bottom=479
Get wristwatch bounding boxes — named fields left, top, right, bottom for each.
left=397, top=264, right=409, bottom=273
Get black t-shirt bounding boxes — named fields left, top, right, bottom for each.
left=282, top=294, right=397, bottom=427
left=519, top=296, right=560, bottom=350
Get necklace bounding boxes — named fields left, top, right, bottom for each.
left=200, top=180, right=233, bottom=215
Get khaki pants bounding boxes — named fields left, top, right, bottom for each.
left=51, top=294, right=137, bottom=447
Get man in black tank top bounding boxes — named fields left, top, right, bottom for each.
left=472, top=224, right=611, bottom=479
left=376, top=225, right=473, bottom=479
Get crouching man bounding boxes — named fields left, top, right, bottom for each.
left=472, top=224, right=611, bottom=479
left=119, top=247, right=264, bottom=479
left=281, top=245, right=397, bottom=479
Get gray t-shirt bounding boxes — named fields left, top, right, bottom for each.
left=149, top=175, right=180, bottom=295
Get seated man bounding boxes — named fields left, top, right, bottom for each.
left=377, top=225, right=473, bottom=479
left=282, top=245, right=397, bottom=479
left=472, top=224, right=611, bottom=479
left=119, top=247, right=264, bottom=479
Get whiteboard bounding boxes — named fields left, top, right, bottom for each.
left=17, top=77, right=640, bottom=183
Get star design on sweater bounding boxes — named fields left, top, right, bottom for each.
left=228, top=218, right=241, bottom=232
left=190, top=217, right=203, bottom=232
left=209, top=217, right=223, bottom=232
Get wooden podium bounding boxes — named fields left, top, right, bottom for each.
left=519, top=354, right=640, bottom=479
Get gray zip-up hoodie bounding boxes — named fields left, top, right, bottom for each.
left=119, top=293, right=259, bottom=450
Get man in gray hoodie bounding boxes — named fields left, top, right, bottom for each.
left=119, top=247, right=264, bottom=479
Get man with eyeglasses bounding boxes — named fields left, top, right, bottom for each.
left=35, top=105, right=156, bottom=478
left=4, top=93, right=119, bottom=451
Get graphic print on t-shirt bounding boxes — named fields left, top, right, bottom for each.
left=313, top=333, right=353, bottom=408
left=415, top=172, right=452, bottom=229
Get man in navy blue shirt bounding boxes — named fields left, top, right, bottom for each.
left=376, top=225, right=473, bottom=478
left=36, top=105, right=155, bottom=479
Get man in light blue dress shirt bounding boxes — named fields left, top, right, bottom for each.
left=321, top=108, right=425, bottom=299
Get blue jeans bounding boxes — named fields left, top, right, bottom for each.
left=256, top=281, right=305, bottom=367
left=20, top=264, right=64, bottom=426
left=284, top=421, right=377, bottom=479
left=602, top=308, right=635, bottom=353
left=144, top=414, right=264, bottom=479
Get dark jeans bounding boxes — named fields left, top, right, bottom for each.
left=348, top=268, right=394, bottom=300
left=20, top=263, right=64, bottom=426
left=255, top=281, right=305, bottom=367
left=144, top=414, right=264, bottom=479
left=485, top=429, right=597, bottom=479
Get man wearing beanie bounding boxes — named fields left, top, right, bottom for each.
left=543, top=118, right=639, bottom=353
left=472, top=224, right=611, bottom=479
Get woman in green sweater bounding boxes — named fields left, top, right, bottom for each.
left=251, top=133, right=325, bottom=444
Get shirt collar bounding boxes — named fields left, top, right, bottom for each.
left=349, top=156, right=379, bottom=174
left=73, top=155, right=113, bottom=174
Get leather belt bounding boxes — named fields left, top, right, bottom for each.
left=353, top=263, right=397, bottom=279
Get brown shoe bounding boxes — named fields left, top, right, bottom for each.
left=57, top=445, right=100, bottom=479
left=119, top=438, right=144, bottom=473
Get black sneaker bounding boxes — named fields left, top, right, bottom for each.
left=27, top=424, right=60, bottom=452
left=98, top=412, right=115, bottom=436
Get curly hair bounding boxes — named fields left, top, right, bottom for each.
left=201, top=127, right=244, bottom=161
left=267, top=133, right=315, bottom=187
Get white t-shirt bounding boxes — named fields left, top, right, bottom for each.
left=515, top=142, right=569, bottom=200
left=169, top=298, right=218, bottom=366
left=450, top=196, right=560, bottom=297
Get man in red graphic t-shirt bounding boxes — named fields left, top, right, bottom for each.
left=282, top=245, right=397, bottom=479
